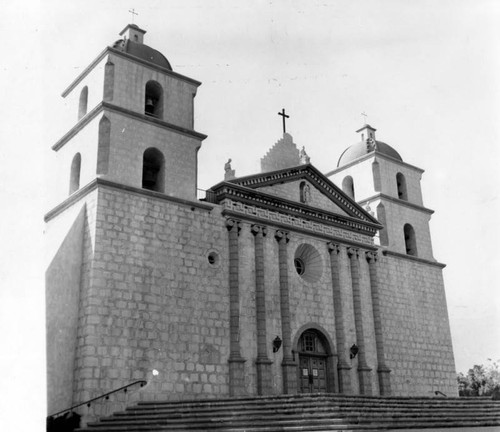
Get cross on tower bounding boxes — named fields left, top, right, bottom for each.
left=128, top=8, right=138, bottom=23
left=361, top=111, right=368, bottom=124
left=278, top=108, right=290, bottom=134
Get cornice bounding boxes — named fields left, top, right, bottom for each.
left=211, top=182, right=382, bottom=237
left=357, top=193, right=434, bottom=215
left=52, top=102, right=207, bottom=152
left=62, top=47, right=201, bottom=98
left=61, top=48, right=109, bottom=97
left=382, top=249, right=446, bottom=268
left=223, top=164, right=380, bottom=225
left=52, top=103, right=103, bottom=151
left=221, top=209, right=378, bottom=251
left=44, top=178, right=213, bottom=222
left=325, top=151, right=425, bottom=176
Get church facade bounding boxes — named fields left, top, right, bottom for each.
left=45, top=24, right=457, bottom=415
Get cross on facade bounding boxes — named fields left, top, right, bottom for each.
left=361, top=111, right=368, bottom=124
left=129, top=8, right=138, bottom=23
left=278, top=108, right=290, bottom=134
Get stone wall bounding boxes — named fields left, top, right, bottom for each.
left=109, top=54, right=198, bottom=129
left=72, top=185, right=229, bottom=404
left=378, top=254, right=457, bottom=396
left=46, top=190, right=99, bottom=414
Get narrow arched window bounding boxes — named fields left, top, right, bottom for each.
left=144, top=81, right=163, bottom=119
left=396, top=172, right=408, bottom=200
left=69, top=153, right=81, bottom=195
left=404, top=223, right=417, bottom=256
left=342, top=176, right=355, bottom=200
left=142, top=147, right=165, bottom=192
left=78, top=86, right=88, bottom=120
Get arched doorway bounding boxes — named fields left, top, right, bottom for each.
left=297, top=329, right=331, bottom=393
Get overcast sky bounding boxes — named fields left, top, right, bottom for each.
left=1, top=0, right=499, bottom=427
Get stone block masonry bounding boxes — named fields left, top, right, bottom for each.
left=378, top=254, right=456, bottom=396
left=72, top=184, right=230, bottom=405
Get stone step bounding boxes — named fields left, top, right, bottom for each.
left=109, top=403, right=500, bottom=421
left=77, top=394, right=500, bottom=432
left=124, top=401, right=499, bottom=415
left=134, top=394, right=494, bottom=406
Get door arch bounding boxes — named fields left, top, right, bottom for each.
left=294, top=326, right=336, bottom=393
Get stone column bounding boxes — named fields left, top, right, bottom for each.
left=366, top=251, right=392, bottom=395
left=251, top=224, right=273, bottom=395
left=226, top=218, right=246, bottom=396
left=327, top=242, right=352, bottom=394
left=275, top=230, right=297, bottom=394
left=347, top=247, right=372, bottom=395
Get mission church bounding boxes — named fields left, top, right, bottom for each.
left=45, top=24, right=457, bottom=415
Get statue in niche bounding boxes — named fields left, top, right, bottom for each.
left=299, top=146, right=310, bottom=164
left=300, top=181, right=312, bottom=204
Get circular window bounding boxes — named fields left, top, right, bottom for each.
left=294, top=243, right=323, bottom=283
left=207, top=251, right=219, bottom=266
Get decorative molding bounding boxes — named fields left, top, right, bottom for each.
left=382, top=249, right=446, bottom=268
left=347, top=247, right=359, bottom=259
left=211, top=183, right=380, bottom=237
left=365, top=251, right=378, bottom=263
left=274, top=230, right=290, bottom=243
left=221, top=209, right=377, bottom=250
left=325, top=149, right=425, bottom=176
left=358, top=193, right=434, bottom=215
left=251, top=224, right=267, bottom=237
left=62, top=47, right=201, bottom=98
left=223, top=164, right=380, bottom=225
left=327, top=242, right=340, bottom=254
left=52, top=102, right=207, bottom=152
left=225, top=218, right=241, bottom=234
left=44, top=178, right=213, bottom=222
left=52, top=104, right=104, bottom=151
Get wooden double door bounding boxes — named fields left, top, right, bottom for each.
left=297, top=330, right=329, bottom=393
left=299, top=354, right=327, bottom=393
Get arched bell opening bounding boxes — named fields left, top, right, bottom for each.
left=293, top=325, right=337, bottom=394
left=396, top=172, right=408, bottom=201
left=404, top=223, right=418, bottom=256
left=342, top=175, right=355, bottom=200
left=142, top=147, right=165, bottom=193
left=144, top=80, right=163, bottom=119
left=78, top=86, right=88, bottom=120
left=69, top=153, right=81, bottom=195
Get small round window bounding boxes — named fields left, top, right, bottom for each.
left=208, top=252, right=219, bottom=265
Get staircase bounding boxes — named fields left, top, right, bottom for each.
left=77, top=393, right=500, bottom=432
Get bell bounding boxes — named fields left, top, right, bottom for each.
left=145, top=98, right=155, bottom=114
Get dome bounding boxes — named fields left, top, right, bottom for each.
left=337, top=139, right=403, bottom=167
left=112, top=39, right=172, bottom=71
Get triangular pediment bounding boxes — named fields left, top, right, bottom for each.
left=225, top=164, right=378, bottom=224
left=208, top=165, right=381, bottom=237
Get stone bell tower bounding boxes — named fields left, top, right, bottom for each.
left=326, top=125, right=456, bottom=396
left=50, top=23, right=206, bottom=204
left=45, top=24, right=207, bottom=414
left=327, top=123, right=435, bottom=260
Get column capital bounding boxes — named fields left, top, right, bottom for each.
left=365, top=251, right=378, bottom=263
left=251, top=224, right=267, bottom=237
left=225, top=218, right=241, bottom=234
left=347, top=247, right=359, bottom=259
left=274, top=230, right=290, bottom=243
left=327, top=242, right=340, bottom=254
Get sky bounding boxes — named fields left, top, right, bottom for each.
left=1, top=0, right=499, bottom=428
